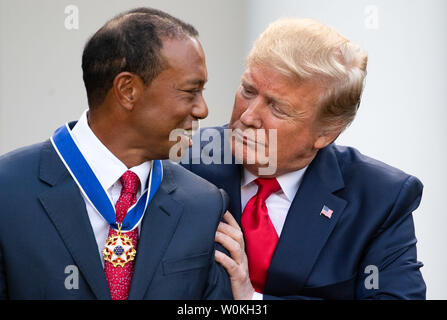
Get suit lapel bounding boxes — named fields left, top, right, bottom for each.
left=218, top=127, right=243, bottom=223
left=264, top=145, right=347, bottom=295
left=192, top=126, right=243, bottom=223
left=128, top=161, right=183, bottom=300
left=219, top=164, right=243, bottom=224
left=38, top=141, right=111, bottom=300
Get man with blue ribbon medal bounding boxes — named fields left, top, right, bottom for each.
left=51, top=122, right=163, bottom=270
left=0, top=7, right=232, bottom=300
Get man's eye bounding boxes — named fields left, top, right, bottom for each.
left=270, top=102, right=287, bottom=117
left=185, top=88, right=204, bottom=95
left=241, top=85, right=255, bottom=98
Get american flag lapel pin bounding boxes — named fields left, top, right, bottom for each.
left=320, top=205, right=333, bottom=219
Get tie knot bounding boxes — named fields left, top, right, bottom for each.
left=255, top=178, right=281, bottom=200
left=120, top=170, right=140, bottom=195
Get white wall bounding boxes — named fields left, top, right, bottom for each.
left=245, top=0, right=447, bottom=299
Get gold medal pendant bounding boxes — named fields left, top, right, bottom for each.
left=102, top=224, right=136, bottom=267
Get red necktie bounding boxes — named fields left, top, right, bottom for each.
left=104, top=170, right=140, bottom=300
left=241, top=178, right=281, bottom=293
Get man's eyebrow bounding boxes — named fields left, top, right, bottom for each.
left=241, top=77, right=253, bottom=86
left=267, top=94, right=293, bottom=107
left=240, top=78, right=258, bottom=93
left=183, top=78, right=207, bottom=87
left=242, top=77, right=292, bottom=107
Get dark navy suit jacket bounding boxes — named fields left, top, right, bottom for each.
left=182, top=126, right=426, bottom=299
left=0, top=135, right=232, bottom=299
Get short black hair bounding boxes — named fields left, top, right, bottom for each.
left=82, top=7, right=199, bottom=108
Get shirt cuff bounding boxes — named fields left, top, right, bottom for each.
left=252, top=291, right=263, bottom=300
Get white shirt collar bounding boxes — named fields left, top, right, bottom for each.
left=241, top=166, right=308, bottom=201
left=71, top=110, right=151, bottom=194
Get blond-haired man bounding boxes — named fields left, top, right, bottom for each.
left=183, top=18, right=425, bottom=299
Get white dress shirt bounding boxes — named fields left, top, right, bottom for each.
left=241, top=166, right=308, bottom=299
left=241, top=167, right=308, bottom=236
left=71, top=110, right=152, bottom=267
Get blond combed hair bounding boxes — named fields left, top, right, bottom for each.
left=247, top=18, right=368, bottom=132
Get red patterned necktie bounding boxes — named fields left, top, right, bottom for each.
left=241, top=177, right=281, bottom=293
left=104, top=170, right=140, bottom=300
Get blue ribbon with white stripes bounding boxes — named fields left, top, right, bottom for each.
left=50, top=123, right=163, bottom=231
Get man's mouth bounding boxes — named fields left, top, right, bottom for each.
left=232, top=128, right=267, bottom=147
left=182, top=121, right=200, bottom=147
left=182, top=128, right=196, bottom=147
left=183, top=129, right=193, bottom=137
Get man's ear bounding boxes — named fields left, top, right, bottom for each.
left=112, top=72, right=144, bottom=111
left=313, top=128, right=342, bottom=150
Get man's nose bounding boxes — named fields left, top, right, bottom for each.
left=239, top=97, right=263, bottom=129
left=192, top=95, right=208, bottom=120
